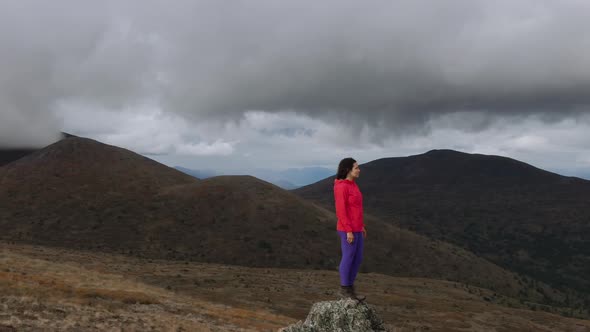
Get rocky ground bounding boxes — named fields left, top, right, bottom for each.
left=1, top=242, right=589, bottom=331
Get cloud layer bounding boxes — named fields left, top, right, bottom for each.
left=2, top=0, right=590, bottom=148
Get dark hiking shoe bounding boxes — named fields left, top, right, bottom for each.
left=352, top=285, right=366, bottom=302
left=338, top=286, right=354, bottom=299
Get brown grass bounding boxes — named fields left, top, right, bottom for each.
left=1, top=242, right=589, bottom=331
left=0, top=243, right=292, bottom=331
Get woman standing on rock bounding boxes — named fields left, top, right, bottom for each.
left=334, top=158, right=366, bottom=301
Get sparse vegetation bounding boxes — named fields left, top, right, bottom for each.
left=1, top=242, right=589, bottom=331
left=257, top=240, right=273, bottom=252
left=2, top=136, right=589, bottom=330
left=294, top=150, right=590, bottom=312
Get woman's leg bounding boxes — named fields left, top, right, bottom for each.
left=349, top=231, right=364, bottom=285
left=338, top=231, right=357, bottom=286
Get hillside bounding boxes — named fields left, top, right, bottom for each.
left=0, top=132, right=76, bottom=166
left=0, top=148, right=37, bottom=167
left=293, top=149, right=590, bottom=309
left=1, top=242, right=589, bottom=331
left=0, top=137, right=569, bottom=309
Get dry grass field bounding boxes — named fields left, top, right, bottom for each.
left=1, top=242, right=589, bottom=331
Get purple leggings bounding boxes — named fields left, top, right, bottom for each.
left=337, top=231, right=364, bottom=286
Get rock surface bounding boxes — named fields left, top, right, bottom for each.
left=279, top=299, right=387, bottom=332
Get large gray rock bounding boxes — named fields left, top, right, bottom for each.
left=279, top=299, right=387, bottom=332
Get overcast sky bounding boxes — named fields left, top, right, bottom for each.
left=2, top=0, right=590, bottom=177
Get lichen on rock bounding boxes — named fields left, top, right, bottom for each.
left=279, top=298, right=387, bottom=332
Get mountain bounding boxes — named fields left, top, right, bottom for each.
left=271, top=179, right=299, bottom=190
left=0, top=132, right=77, bottom=167
left=0, top=138, right=569, bottom=308
left=174, top=166, right=334, bottom=189
left=292, top=149, right=590, bottom=308
left=0, top=148, right=37, bottom=167
left=174, top=165, right=217, bottom=179
left=0, top=136, right=198, bottom=247
left=552, top=167, right=590, bottom=181
left=174, top=166, right=302, bottom=189
left=248, top=167, right=334, bottom=189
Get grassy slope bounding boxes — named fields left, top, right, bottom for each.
left=293, top=150, right=590, bottom=310
left=1, top=243, right=589, bottom=331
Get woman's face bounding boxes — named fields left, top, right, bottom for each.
left=349, top=162, right=360, bottom=179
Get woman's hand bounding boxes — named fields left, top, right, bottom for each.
left=346, top=232, right=354, bottom=244
left=362, top=226, right=367, bottom=239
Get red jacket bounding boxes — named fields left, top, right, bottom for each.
left=334, top=178, right=364, bottom=232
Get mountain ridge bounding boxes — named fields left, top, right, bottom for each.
left=293, top=149, right=590, bottom=309
left=0, top=137, right=571, bottom=310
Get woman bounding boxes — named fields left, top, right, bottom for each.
left=334, top=157, right=367, bottom=301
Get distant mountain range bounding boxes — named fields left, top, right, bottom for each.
left=293, top=149, right=590, bottom=309
left=174, top=165, right=334, bottom=189
left=174, top=166, right=219, bottom=180
left=0, top=136, right=578, bottom=311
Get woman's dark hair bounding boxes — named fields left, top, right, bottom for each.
left=336, top=157, right=356, bottom=180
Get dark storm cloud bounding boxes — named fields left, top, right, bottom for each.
left=138, top=0, right=590, bottom=130
left=0, top=0, right=155, bottom=147
left=2, top=0, right=590, bottom=147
